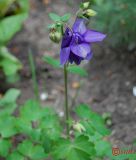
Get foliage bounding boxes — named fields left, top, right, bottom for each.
left=92, top=0, right=136, bottom=50
left=0, top=0, right=29, bottom=82
left=0, top=88, right=113, bottom=160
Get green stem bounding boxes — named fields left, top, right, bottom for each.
left=28, top=50, right=39, bottom=102
left=64, top=64, right=70, bottom=137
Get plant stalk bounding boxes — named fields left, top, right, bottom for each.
left=64, top=64, right=70, bottom=137
left=29, top=50, right=40, bottom=102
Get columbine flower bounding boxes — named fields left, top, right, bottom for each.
left=60, top=18, right=106, bottom=65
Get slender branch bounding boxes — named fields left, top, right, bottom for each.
left=64, top=64, right=70, bottom=137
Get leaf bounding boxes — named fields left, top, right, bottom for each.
left=75, top=104, right=93, bottom=119
left=0, top=116, right=18, bottom=138
left=61, top=13, right=71, bottom=22
left=18, top=0, right=29, bottom=12
left=20, top=99, right=43, bottom=121
left=0, top=13, right=28, bottom=44
left=0, top=88, right=20, bottom=115
left=67, top=65, right=88, bottom=77
left=0, top=88, right=20, bottom=106
left=75, top=104, right=110, bottom=136
left=53, top=135, right=96, bottom=160
left=0, top=47, right=22, bottom=76
left=43, top=55, right=61, bottom=68
left=49, top=13, right=61, bottom=22
left=17, top=140, right=47, bottom=160
left=0, top=139, right=12, bottom=157
left=7, top=151, right=24, bottom=160
left=95, top=140, right=111, bottom=157
left=39, top=115, right=61, bottom=140
left=15, top=117, right=32, bottom=134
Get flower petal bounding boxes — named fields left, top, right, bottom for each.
left=61, top=28, right=72, bottom=48
left=72, top=18, right=87, bottom=35
left=71, top=43, right=90, bottom=58
left=60, top=47, right=70, bottom=65
left=84, top=30, right=106, bottom=43
left=69, top=52, right=83, bottom=65
left=86, top=52, right=93, bottom=60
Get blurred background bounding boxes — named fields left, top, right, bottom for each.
left=1, top=0, right=136, bottom=147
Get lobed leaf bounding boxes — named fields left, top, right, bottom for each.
left=17, top=140, right=48, bottom=160
left=75, top=104, right=110, bottom=136
left=61, top=13, right=71, bottom=22
left=49, top=13, right=61, bottom=22
left=53, top=135, right=96, bottom=160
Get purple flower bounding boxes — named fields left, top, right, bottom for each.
left=60, top=18, right=106, bottom=65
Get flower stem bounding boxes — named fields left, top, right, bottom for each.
left=64, top=64, right=70, bottom=137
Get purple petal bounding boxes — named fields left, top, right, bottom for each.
left=72, top=18, right=87, bottom=35
left=69, top=52, right=83, bottom=65
left=71, top=43, right=90, bottom=58
left=60, top=47, right=70, bottom=65
left=86, top=52, right=93, bottom=60
left=61, top=28, right=72, bottom=48
left=84, top=30, right=106, bottom=43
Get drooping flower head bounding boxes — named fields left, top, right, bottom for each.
left=60, top=18, right=106, bottom=65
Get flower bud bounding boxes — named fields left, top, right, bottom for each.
left=49, top=23, right=63, bottom=43
left=49, top=30, right=62, bottom=43
left=84, top=9, right=97, bottom=17
left=73, top=122, right=86, bottom=133
left=81, top=2, right=90, bottom=9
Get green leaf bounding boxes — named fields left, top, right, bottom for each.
left=95, top=140, right=111, bottom=157
left=20, top=99, right=43, bottom=121
left=0, top=88, right=20, bottom=115
left=0, top=116, right=17, bottom=138
left=0, top=47, right=22, bottom=76
left=0, top=88, right=20, bottom=106
left=61, top=13, right=71, bottom=22
left=39, top=115, right=61, bottom=140
left=18, top=0, right=29, bottom=12
left=7, top=151, right=25, bottom=160
left=75, top=104, right=93, bottom=119
left=49, top=13, right=61, bottom=22
left=43, top=55, right=61, bottom=68
left=67, top=65, right=88, bottom=77
left=15, top=117, right=32, bottom=134
left=0, top=13, right=28, bottom=44
left=75, top=104, right=110, bottom=136
left=17, top=140, right=47, bottom=160
left=53, top=135, right=96, bottom=160
left=0, top=139, right=12, bottom=157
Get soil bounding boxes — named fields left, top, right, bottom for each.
left=5, top=0, right=136, bottom=148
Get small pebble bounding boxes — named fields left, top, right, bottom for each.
left=59, top=111, right=64, bottom=117
left=40, top=92, right=48, bottom=101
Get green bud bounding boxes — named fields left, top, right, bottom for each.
left=80, top=2, right=90, bottom=9
left=73, top=122, right=86, bottom=133
left=49, top=23, right=63, bottom=43
left=85, top=9, right=97, bottom=17
left=49, top=30, right=62, bottom=43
